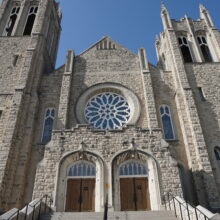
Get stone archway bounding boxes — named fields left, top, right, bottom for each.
left=111, top=150, right=162, bottom=211
left=54, top=151, right=104, bottom=212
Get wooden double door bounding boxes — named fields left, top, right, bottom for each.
left=65, top=178, right=95, bottom=212
left=120, top=177, right=151, bottom=211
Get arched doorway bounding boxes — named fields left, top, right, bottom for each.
left=112, top=150, right=161, bottom=211
left=65, top=161, right=96, bottom=212
left=55, top=151, right=104, bottom=212
left=119, top=161, right=151, bottom=211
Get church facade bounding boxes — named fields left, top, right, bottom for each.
left=0, top=0, right=220, bottom=213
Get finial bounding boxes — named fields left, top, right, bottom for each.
left=199, top=4, right=206, bottom=11
left=161, top=1, right=166, bottom=10
left=79, top=141, right=86, bottom=150
left=79, top=141, right=86, bottom=159
left=155, top=35, right=160, bottom=42
left=161, top=1, right=168, bottom=14
left=130, top=138, right=136, bottom=150
left=129, top=138, right=138, bottom=158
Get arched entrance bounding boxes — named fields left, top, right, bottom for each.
left=65, top=161, right=96, bottom=212
left=112, top=150, right=162, bottom=211
left=119, top=161, right=151, bottom=211
left=55, top=151, right=104, bottom=212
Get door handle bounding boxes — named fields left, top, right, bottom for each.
left=78, top=195, right=83, bottom=204
left=137, top=185, right=142, bottom=190
left=133, top=194, right=137, bottom=202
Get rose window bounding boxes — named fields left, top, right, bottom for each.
left=85, top=93, right=131, bottom=130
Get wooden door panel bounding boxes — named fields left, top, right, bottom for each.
left=81, top=179, right=95, bottom=212
left=135, top=178, right=151, bottom=211
left=120, top=178, right=135, bottom=211
left=65, top=179, right=81, bottom=212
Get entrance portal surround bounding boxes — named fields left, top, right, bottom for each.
left=54, top=149, right=162, bottom=212
left=111, top=149, right=162, bottom=211
left=54, top=150, right=105, bottom=212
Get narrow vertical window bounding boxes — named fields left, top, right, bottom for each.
left=178, top=36, right=193, bottom=63
left=13, top=54, right=19, bottom=66
left=42, top=108, right=55, bottom=143
left=160, top=105, right=175, bottom=140
left=214, top=147, right=220, bottom=161
left=178, top=165, right=187, bottom=200
left=4, top=6, right=20, bottom=36
left=23, top=6, right=38, bottom=36
left=198, top=87, right=206, bottom=101
left=197, top=36, right=213, bottom=62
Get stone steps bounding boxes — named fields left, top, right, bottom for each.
left=40, top=211, right=178, bottom=220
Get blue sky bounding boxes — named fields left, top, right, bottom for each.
left=56, top=0, right=220, bottom=67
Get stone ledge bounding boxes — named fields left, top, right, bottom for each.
left=53, top=124, right=162, bottom=134
left=185, top=62, right=220, bottom=65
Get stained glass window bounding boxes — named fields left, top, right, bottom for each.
left=85, top=93, right=131, bottom=130
left=68, top=162, right=96, bottom=177
left=42, top=108, right=55, bottom=143
left=119, top=162, right=148, bottom=176
left=160, top=105, right=175, bottom=140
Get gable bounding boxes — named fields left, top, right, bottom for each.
left=77, top=36, right=138, bottom=59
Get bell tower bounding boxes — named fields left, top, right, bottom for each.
left=0, top=0, right=61, bottom=211
left=156, top=4, right=220, bottom=210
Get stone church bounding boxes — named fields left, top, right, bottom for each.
left=0, top=0, right=220, bottom=215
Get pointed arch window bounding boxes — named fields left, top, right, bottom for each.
left=4, top=6, right=20, bottom=36
left=197, top=36, right=213, bottom=62
left=178, top=36, right=193, bottom=63
left=119, top=161, right=148, bottom=176
left=68, top=162, right=96, bottom=177
left=23, top=6, right=38, bottom=36
left=41, top=108, right=55, bottom=143
left=160, top=105, right=175, bottom=140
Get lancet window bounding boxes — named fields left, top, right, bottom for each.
left=197, top=36, right=213, bottom=62
left=178, top=36, right=193, bottom=63
left=160, top=105, right=175, bottom=140
left=23, top=6, right=38, bottom=36
left=4, top=6, right=20, bottom=36
left=41, top=108, right=55, bottom=143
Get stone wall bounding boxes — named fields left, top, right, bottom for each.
left=0, top=0, right=62, bottom=211
left=0, top=37, right=31, bottom=93
left=68, top=38, right=149, bottom=129
left=185, top=63, right=220, bottom=193
left=32, top=126, right=182, bottom=211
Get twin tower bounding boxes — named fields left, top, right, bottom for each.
left=0, top=0, right=220, bottom=214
